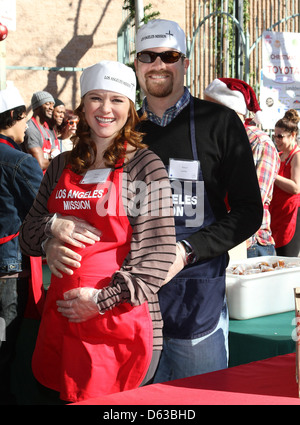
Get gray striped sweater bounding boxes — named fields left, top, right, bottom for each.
left=19, top=148, right=177, bottom=350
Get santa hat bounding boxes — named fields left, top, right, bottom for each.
left=204, top=78, right=264, bottom=126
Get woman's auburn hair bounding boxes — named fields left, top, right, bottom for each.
left=66, top=99, right=146, bottom=173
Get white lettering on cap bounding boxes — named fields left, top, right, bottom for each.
left=141, top=29, right=175, bottom=42
left=104, top=75, right=135, bottom=89
left=136, top=19, right=186, bottom=54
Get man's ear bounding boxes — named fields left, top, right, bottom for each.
left=183, top=57, right=190, bottom=75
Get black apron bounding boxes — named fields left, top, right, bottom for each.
left=159, top=96, right=227, bottom=339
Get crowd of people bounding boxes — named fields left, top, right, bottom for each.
left=0, top=18, right=300, bottom=405
left=23, top=91, right=78, bottom=172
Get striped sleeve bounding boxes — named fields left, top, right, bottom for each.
left=96, top=149, right=177, bottom=349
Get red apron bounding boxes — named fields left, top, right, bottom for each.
left=25, top=256, right=45, bottom=319
left=270, top=146, right=300, bottom=248
left=32, top=156, right=153, bottom=402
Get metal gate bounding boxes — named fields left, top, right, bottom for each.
left=186, top=0, right=300, bottom=98
left=117, top=1, right=300, bottom=101
left=186, top=8, right=248, bottom=97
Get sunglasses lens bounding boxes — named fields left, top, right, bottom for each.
left=68, top=120, right=78, bottom=125
left=137, top=52, right=155, bottom=63
left=137, top=51, right=183, bottom=64
left=162, top=51, right=182, bottom=63
left=273, top=134, right=285, bottom=142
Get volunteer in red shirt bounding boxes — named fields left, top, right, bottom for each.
left=24, top=91, right=60, bottom=171
left=270, top=109, right=300, bottom=257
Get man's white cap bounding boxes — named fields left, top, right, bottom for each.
left=136, top=19, right=186, bottom=55
left=80, top=60, right=136, bottom=104
left=0, top=86, right=25, bottom=114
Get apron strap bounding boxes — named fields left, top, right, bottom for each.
left=189, top=95, right=204, bottom=182
left=285, top=145, right=300, bottom=165
left=0, top=232, right=19, bottom=244
left=31, top=117, right=52, bottom=151
left=189, top=95, right=198, bottom=161
left=0, top=136, right=18, bottom=150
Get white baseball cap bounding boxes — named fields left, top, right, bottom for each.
left=0, top=86, right=25, bottom=114
left=80, top=60, right=136, bottom=103
left=136, top=19, right=186, bottom=55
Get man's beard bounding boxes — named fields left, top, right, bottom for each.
left=43, top=110, right=53, bottom=121
left=145, top=72, right=173, bottom=98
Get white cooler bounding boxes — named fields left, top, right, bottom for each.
left=226, top=256, right=300, bottom=320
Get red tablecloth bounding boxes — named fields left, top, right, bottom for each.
left=74, top=353, right=300, bottom=405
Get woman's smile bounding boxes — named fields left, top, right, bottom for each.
left=95, top=116, right=116, bottom=126
left=83, top=89, right=130, bottom=142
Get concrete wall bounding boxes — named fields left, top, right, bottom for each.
left=3, top=0, right=185, bottom=111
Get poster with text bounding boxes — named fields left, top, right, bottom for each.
left=261, top=31, right=300, bottom=129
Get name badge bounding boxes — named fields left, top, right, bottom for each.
left=80, top=168, right=112, bottom=184
left=168, top=159, right=199, bottom=181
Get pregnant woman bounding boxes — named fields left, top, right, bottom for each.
left=20, top=61, right=176, bottom=403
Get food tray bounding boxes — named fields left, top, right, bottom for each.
left=226, top=256, right=300, bottom=320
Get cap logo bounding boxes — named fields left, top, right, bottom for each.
left=141, top=28, right=175, bottom=43
left=80, top=61, right=136, bottom=103
left=104, top=75, right=135, bottom=90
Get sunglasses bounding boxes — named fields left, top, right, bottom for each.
left=67, top=119, right=79, bottom=126
left=272, top=133, right=288, bottom=140
left=137, top=50, right=185, bottom=64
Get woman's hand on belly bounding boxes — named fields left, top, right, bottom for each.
left=45, top=237, right=82, bottom=278
left=50, top=214, right=102, bottom=248
left=56, top=287, right=101, bottom=322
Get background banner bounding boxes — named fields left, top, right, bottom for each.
left=261, top=31, right=300, bottom=129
